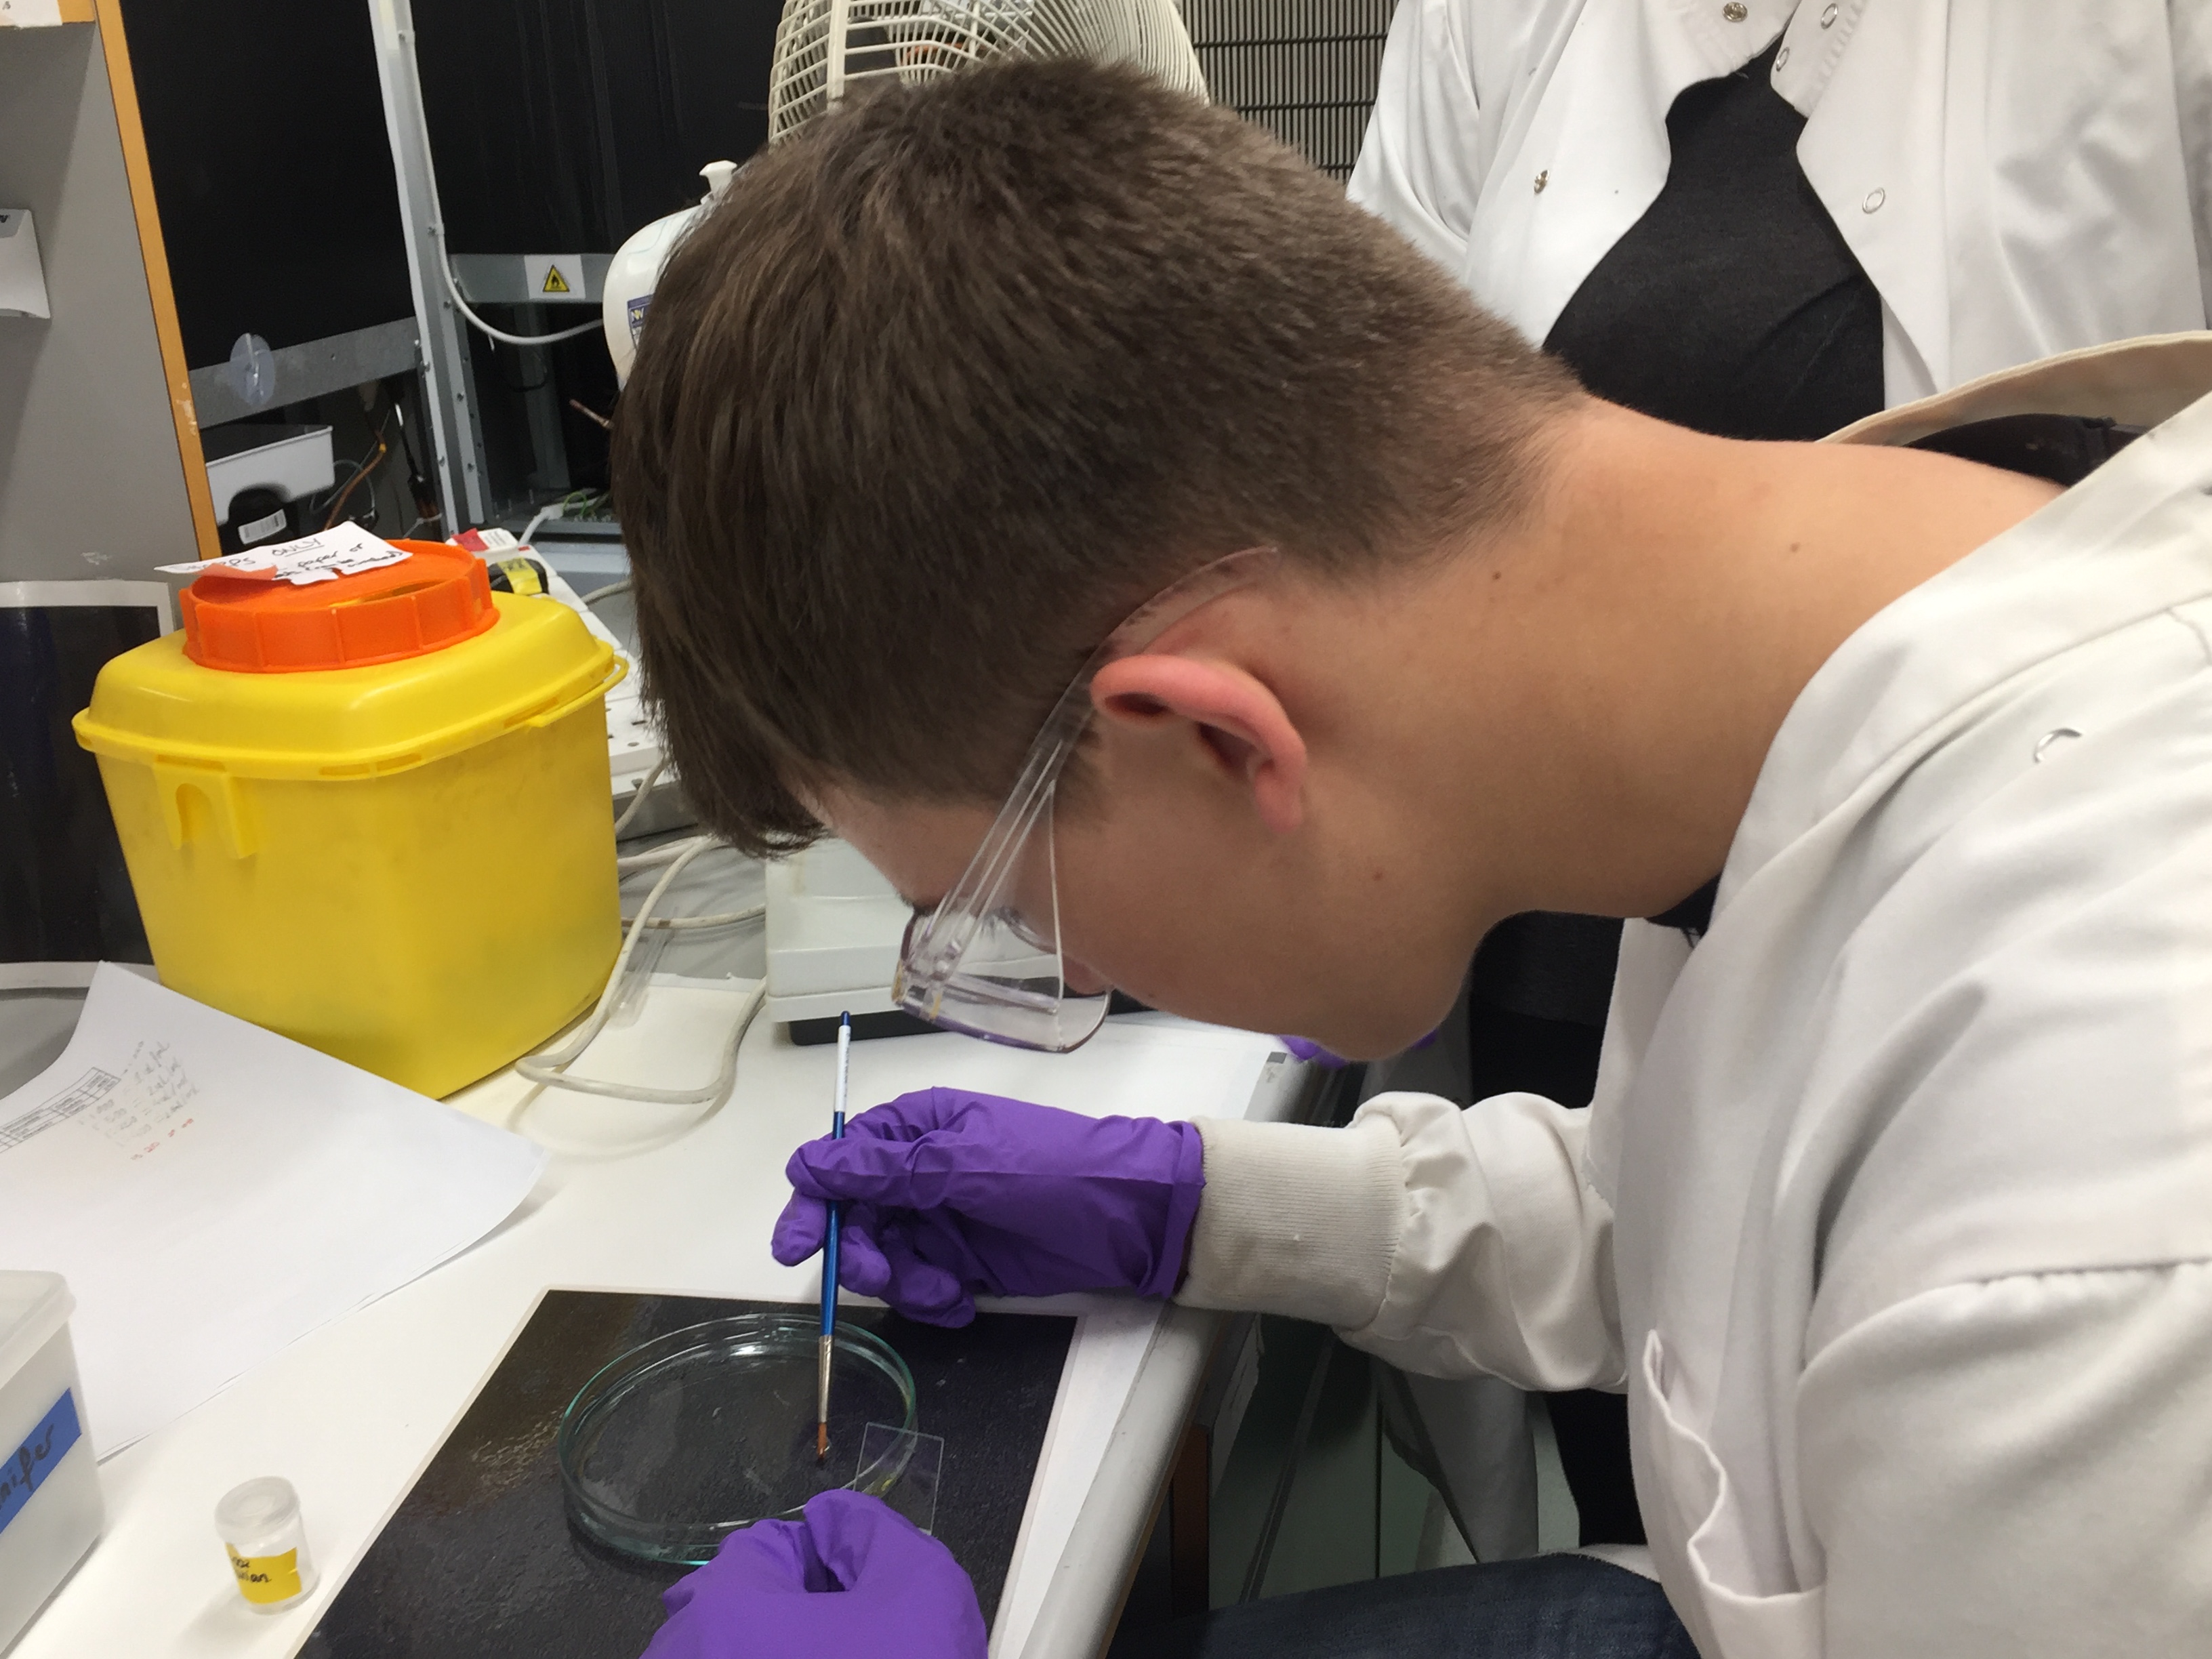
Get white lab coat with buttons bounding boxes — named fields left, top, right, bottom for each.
left=1177, top=335, right=2212, bottom=1657
left=1348, top=0, right=2212, bottom=403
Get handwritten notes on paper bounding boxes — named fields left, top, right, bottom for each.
left=0, top=1044, right=198, bottom=1158
left=155, top=523, right=410, bottom=586
left=0, top=966, right=546, bottom=1454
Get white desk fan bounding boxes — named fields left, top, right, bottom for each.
left=603, top=0, right=1205, bottom=381
left=767, top=0, right=1208, bottom=142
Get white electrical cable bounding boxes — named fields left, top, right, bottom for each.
left=616, top=833, right=704, bottom=874
left=434, top=233, right=603, bottom=347
left=398, top=49, right=598, bottom=351
left=519, top=503, right=563, bottom=546
left=516, top=979, right=766, bottom=1107
left=637, top=904, right=764, bottom=930
left=580, top=578, right=631, bottom=605
left=515, top=836, right=766, bottom=1104
left=613, top=757, right=670, bottom=840
left=615, top=833, right=760, bottom=922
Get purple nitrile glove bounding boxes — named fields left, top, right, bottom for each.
left=1279, top=1035, right=1351, bottom=1067
left=771, top=1088, right=1205, bottom=1328
left=641, top=1490, right=985, bottom=1659
left=1279, top=1029, right=1439, bottom=1068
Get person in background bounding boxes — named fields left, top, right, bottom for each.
left=1345, top=0, right=2212, bottom=1554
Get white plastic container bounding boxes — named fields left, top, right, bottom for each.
left=764, top=838, right=909, bottom=1024
left=0, top=209, right=50, bottom=321
left=601, top=160, right=738, bottom=385
left=214, top=1476, right=316, bottom=1612
left=0, top=1273, right=102, bottom=1652
left=199, top=422, right=336, bottom=529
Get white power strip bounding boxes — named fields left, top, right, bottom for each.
left=532, top=565, right=661, bottom=798
left=459, top=528, right=661, bottom=804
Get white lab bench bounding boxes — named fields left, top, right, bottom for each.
left=0, top=920, right=1319, bottom=1658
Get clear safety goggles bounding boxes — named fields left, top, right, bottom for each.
left=892, top=547, right=1280, bottom=1051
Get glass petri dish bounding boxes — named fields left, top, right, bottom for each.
left=558, top=1313, right=918, bottom=1565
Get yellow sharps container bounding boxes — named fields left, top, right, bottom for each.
left=73, top=541, right=623, bottom=1097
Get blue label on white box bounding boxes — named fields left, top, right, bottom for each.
left=0, top=1389, right=81, bottom=1538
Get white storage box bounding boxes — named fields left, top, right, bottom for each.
left=764, top=838, right=909, bottom=1023
left=0, top=209, right=49, bottom=321
left=0, top=1273, right=102, bottom=1653
left=199, top=423, right=335, bottom=527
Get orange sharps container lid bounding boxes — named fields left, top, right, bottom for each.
left=180, top=541, right=498, bottom=672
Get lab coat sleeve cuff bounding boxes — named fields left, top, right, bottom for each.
left=1174, top=1114, right=1401, bottom=1329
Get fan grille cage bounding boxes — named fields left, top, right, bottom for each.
left=769, top=0, right=1208, bottom=142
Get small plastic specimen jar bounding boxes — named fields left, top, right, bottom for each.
left=215, top=1476, right=318, bottom=1612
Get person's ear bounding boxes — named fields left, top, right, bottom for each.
left=1089, top=655, right=1307, bottom=834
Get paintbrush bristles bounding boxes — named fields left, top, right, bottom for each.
left=816, top=1328, right=834, bottom=1466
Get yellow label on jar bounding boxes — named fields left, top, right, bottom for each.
left=227, top=1543, right=302, bottom=1605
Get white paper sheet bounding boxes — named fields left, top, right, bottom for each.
left=155, top=522, right=407, bottom=586
left=0, top=966, right=547, bottom=1454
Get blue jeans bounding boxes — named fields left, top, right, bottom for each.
left=1109, top=1556, right=1696, bottom=1659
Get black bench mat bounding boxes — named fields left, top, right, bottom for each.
left=301, top=1290, right=1076, bottom=1658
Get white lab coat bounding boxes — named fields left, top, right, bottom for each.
left=1179, top=333, right=2212, bottom=1657
left=1348, top=0, right=2212, bottom=403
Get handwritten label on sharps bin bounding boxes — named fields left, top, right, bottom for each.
left=227, top=1544, right=302, bottom=1604
left=0, top=1389, right=81, bottom=1538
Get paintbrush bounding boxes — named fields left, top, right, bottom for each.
left=816, top=1010, right=851, bottom=1463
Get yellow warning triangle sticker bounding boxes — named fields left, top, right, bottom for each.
left=541, top=265, right=572, bottom=295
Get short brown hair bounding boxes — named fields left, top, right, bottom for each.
left=613, top=58, right=1578, bottom=857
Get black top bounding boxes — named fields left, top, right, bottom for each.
left=1473, top=39, right=1890, bottom=1050
left=1542, top=41, right=1885, bottom=441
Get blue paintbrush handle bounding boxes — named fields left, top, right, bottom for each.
left=817, top=1018, right=853, bottom=1457
left=820, top=1013, right=852, bottom=1340
left=820, top=1187, right=842, bottom=1337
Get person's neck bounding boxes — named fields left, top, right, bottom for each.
left=1421, top=398, right=2064, bottom=924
